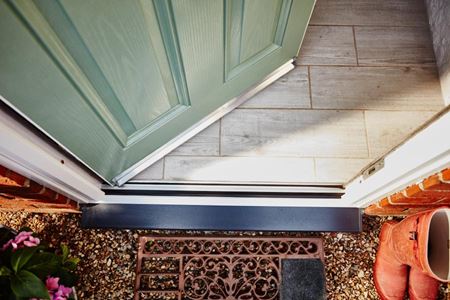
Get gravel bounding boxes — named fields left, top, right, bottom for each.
left=0, top=212, right=447, bottom=300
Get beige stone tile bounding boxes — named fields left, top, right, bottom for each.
left=168, top=121, right=220, bottom=156
left=355, top=26, right=435, bottom=66
left=240, top=67, right=310, bottom=108
left=164, top=156, right=315, bottom=183
left=310, top=0, right=429, bottom=26
left=297, top=26, right=357, bottom=65
left=221, top=109, right=368, bottom=158
left=130, top=159, right=164, bottom=181
left=310, top=66, right=443, bottom=110
left=364, top=110, right=437, bottom=158
left=315, top=158, right=373, bottom=183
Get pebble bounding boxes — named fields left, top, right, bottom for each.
left=0, top=212, right=447, bottom=300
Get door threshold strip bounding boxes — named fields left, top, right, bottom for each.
left=81, top=204, right=362, bottom=232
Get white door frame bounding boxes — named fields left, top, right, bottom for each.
left=343, top=107, right=450, bottom=208
left=0, top=103, right=104, bottom=203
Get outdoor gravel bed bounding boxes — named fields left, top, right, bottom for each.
left=0, top=212, right=446, bottom=299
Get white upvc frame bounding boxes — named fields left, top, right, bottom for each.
left=343, top=108, right=450, bottom=208
left=0, top=103, right=104, bottom=203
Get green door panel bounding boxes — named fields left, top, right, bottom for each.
left=0, top=0, right=315, bottom=183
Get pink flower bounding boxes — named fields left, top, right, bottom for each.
left=14, top=231, right=32, bottom=244
left=53, top=284, right=72, bottom=300
left=24, top=236, right=40, bottom=247
left=46, top=277, right=60, bottom=291
left=38, top=277, right=73, bottom=300
left=1, top=231, right=40, bottom=251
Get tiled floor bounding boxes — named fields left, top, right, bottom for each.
left=132, top=0, right=444, bottom=185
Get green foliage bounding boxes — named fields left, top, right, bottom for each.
left=0, top=266, right=11, bottom=276
left=54, top=267, right=78, bottom=288
left=61, top=244, right=70, bottom=262
left=0, top=227, right=80, bottom=299
left=11, top=246, right=39, bottom=273
left=24, top=253, right=60, bottom=278
left=10, top=270, right=50, bottom=299
left=63, top=257, right=80, bottom=271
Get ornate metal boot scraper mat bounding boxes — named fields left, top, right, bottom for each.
left=134, top=236, right=324, bottom=300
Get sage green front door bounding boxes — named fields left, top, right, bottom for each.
left=0, top=0, right=315, bottom=184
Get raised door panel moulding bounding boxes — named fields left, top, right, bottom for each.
left=224, top=0, right=293, bottom=81
left=11, top=0, right=191, bottom=147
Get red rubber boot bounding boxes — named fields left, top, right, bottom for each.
left=408, top=267, right=440, bottom=300
left=374, top=221, right=408, bottom=300
left=374, top=207, right=450, bottom=300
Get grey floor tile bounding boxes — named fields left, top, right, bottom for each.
left=310, top=66, right=443, bottom=110
left=164, top=156, right=315, bottom=183
left=168, top=121, right=220, bottom=156
left=364, top=110, right=437, bottom=158
left=355, top=26, right=435, bottom=66
left=315, top=158, right=373, bottom=183
left=297, top=26, right=357, bottom=66
left=130, top=159, right=164, bottom=181
left=310, top=0, right=429, bottom=26
left=221, top=109, right=368, bottom=158
left=240, top=67, right=310, bottom=108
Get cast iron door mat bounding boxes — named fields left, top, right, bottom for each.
left=135, top=236, right=325, bottom=300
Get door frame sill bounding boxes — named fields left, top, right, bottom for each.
left=104, top=182, right=344, bottom=195
left=100, top=182, right=346, bottom=207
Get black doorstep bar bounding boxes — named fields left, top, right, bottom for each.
left=81, top=204, right=362, bottom=232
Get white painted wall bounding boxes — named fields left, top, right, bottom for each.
left=426, top=0, right=450, bottom=106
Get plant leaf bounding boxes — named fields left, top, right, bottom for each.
left=23, top=252, right=59, bottom=278
left=55, top=267, right=77, bottom=287
left=0, top=266, right=11, bottom=276
left=63, top=257, right=80, bottom=271
left=61, top=244, right=69, bottom=262
left=10, top=270, right=50, bottom=299
left=11, top=247, right=38, bottom=273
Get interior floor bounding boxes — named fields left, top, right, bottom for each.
left=132, top=0, right=445, bottom=185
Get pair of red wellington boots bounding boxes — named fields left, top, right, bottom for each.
left=374, top=207, right=450, bottom=300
